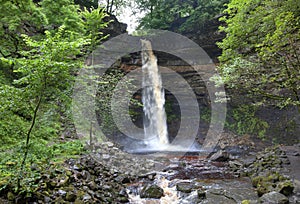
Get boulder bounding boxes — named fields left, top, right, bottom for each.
left=209, top=150, right=230, bottom=162
left=276, top=181, right=294, bottom=196
left=259, top=191, right=289, bottom=204
left=140, top=184, right=164, bottom=199
left=176, top=182, right=196, bottom=193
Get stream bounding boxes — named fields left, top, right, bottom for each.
left=124, top=151, right=258, bottom=204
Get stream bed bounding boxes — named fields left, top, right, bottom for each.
left=125, top=152, right=258, bottom=203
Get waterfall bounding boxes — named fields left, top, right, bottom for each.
left=141, top=39, right=169, bottom=145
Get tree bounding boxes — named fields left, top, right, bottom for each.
left=0, top=0, right=108, bottom=193
left=217, top=0, right=300, bottom=110
left=134, top=0, right=228, bottom=32
left=75, top=0, right=99, bottom=10
left=14, top=26, right=88, bottom=188
left=98, top=0, right=129, bottom=15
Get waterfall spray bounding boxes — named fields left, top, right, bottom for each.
left=141, top=39, right=169, bottom=145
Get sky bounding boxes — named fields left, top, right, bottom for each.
left=98, top=0, right=145, bottom=33
left=119, top=13, right=138, bottom=33
left=118, top=8, right=145, bottom=33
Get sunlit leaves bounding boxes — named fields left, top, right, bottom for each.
left=217, top=0, right=300, bottom=108
left=80, top=7, right=109, bottom=49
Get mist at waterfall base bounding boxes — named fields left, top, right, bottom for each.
left=122, top=40, right=202, bottom=155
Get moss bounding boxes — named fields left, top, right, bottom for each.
left=7, top=191, right=15, bottom=201
left=251, top=176, right=264, bottom=188
left=276, top=181, right=294, bottom=196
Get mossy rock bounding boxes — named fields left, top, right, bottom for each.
left=276, top=181, right=294, bottom=196
left=257, top=182, right=275, bottom=197
left=197, top=189, right=206, bottom=199
left=74, top=199, right=84, bottom=204
left=7, top=191, right=15, bottom=201
left=266, top=173, right=280, bottom=183
left=140, top=184, right=164, bottom=199
left=65, top=192, right=77, bottom=202
left=251, top=176, right=264, bottom=188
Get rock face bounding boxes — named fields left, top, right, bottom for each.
left=101, top=14, right=127, bottom=38
left=181, top=15, right=225, bottom=62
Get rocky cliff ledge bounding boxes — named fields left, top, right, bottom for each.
left=101, top=15, right=127, bottom=38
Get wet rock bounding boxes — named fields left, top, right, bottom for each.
left=209, top=150, right=230, bottom=162
left=243, top=155, right=256, bottom=167
left=205, top=189, right=236, bottom=204
left=140, top=184, right=164, bottom=199
left=88, top=181, right=97, bottom=190
left=44, top=196, right=51, bottom=203
left=102, top=154, right=110, bottom=160
left=197, top=189, right=206, bottom=199
left=139, top=172, right=157, bottom=181
left=259, top=191, right=288, bottom=204
left=118, top=188, right=129, bottom=203
left=82, top=193, right=92, bottom=202
left=229, top=160, right=244, bottom=174
left=81, top=170, right=91, bottom=180
left=176, top=182, right=196, bottom=193
left=57, top=189, right=67, bottom=197
left=73, top=165, right=81, bottom=171
left=105, top=141, right=115, bottom=148
left=114, top=174, right=131, bottom=183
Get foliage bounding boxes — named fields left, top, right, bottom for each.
left=0, top=85, right=31, bottom=146
left=13, top=25, right=88, bottom=188
left=200, top=105, right=268, bottom=139
left=179, top=0, right=228, bottom=33
left=0, top=139, right=85, bottom=196
left=75, top=0, right=99, bottom=10
left=217, top=0, right=300, bottom=109
left=225, top=105, right=269, bottom=139
left=0, top=0, right=108, bottom=142
left=98, top=0, right=130, bottom=15
left=81, top=7, right=110, bottom=50
left=40, top=0, right=84, bottom=33
left=95, top=68, right=141, bottom=134
left=0, top=0, right=109, bottom=196
left=135, top=0, right=228, bottom=32
left=0, top=0, right=45, bottom=58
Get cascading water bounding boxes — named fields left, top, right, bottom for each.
left=141, top=39, right=169, bottom=145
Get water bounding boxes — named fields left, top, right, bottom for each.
left=141, top=39, right=169, bottom=146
